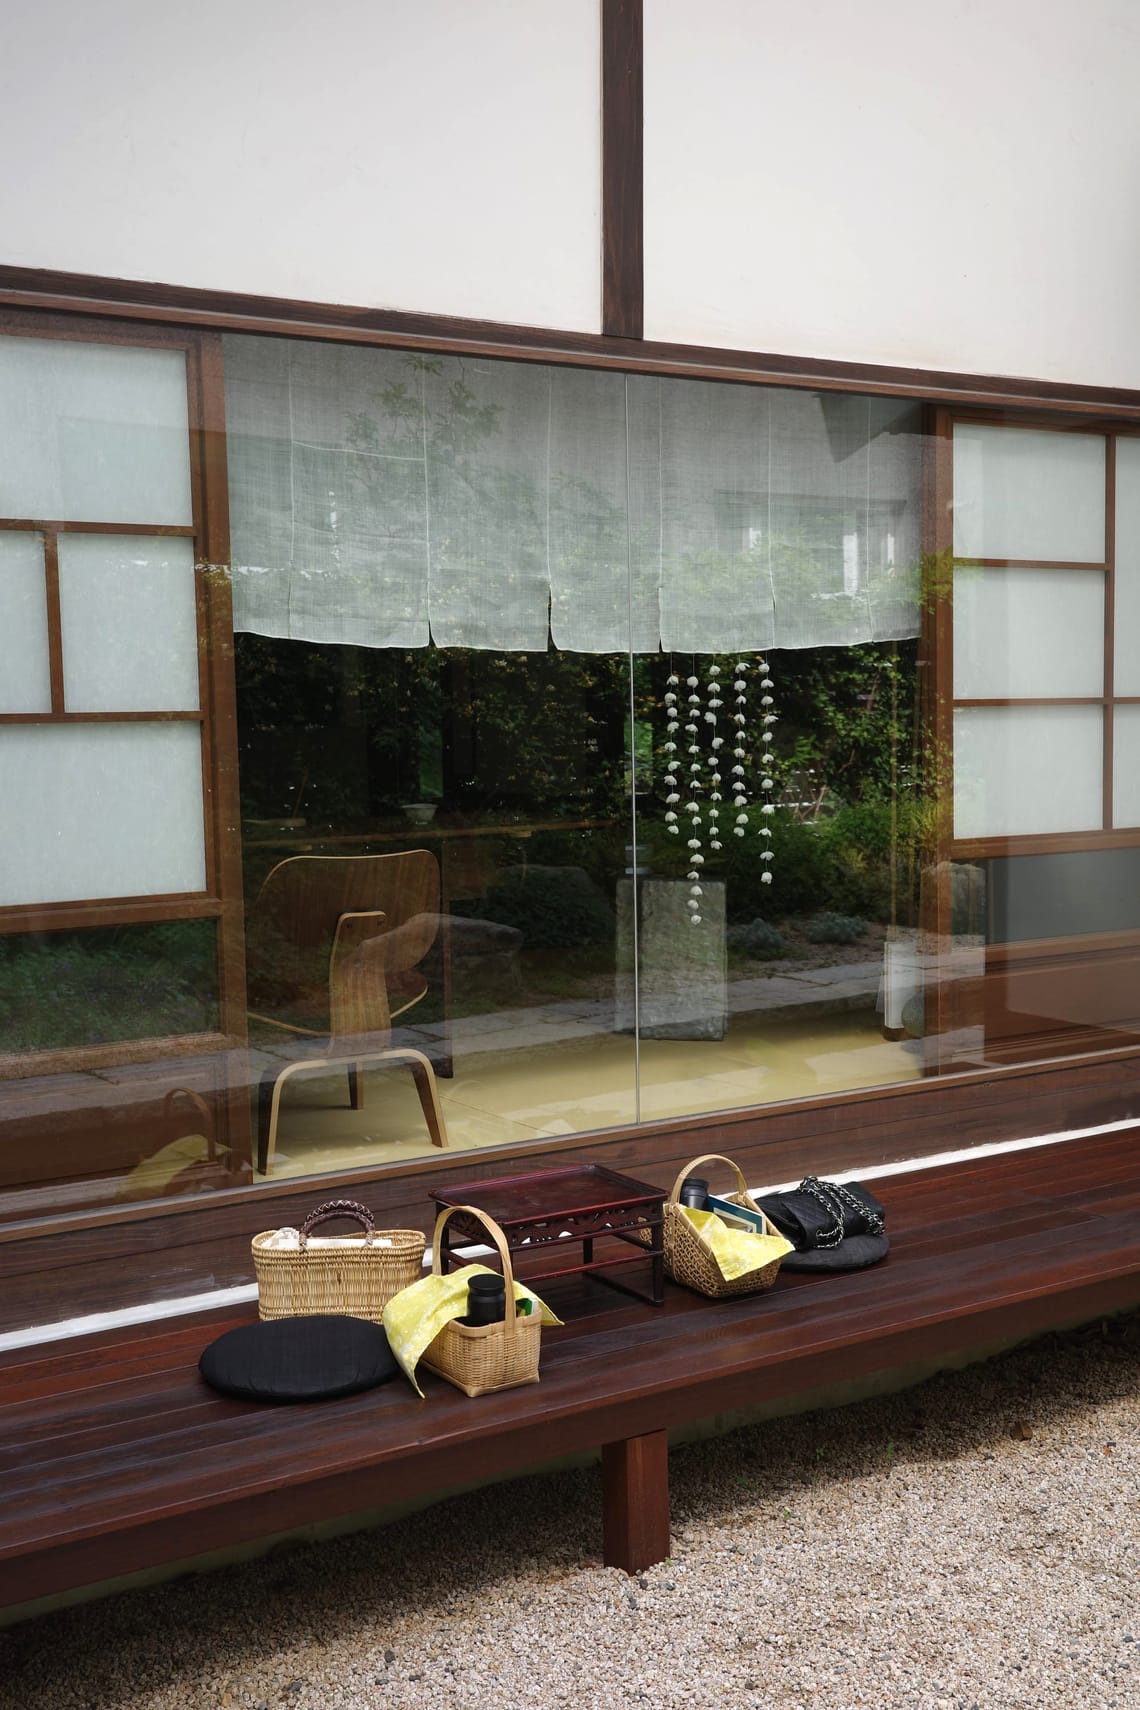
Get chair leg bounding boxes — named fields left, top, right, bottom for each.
left=259, top=1050, right=448, bottom=1173
left=385, top=1048, right=449, bottom=1149
left=348, top=1063, right=365, bottom=1110
left=257, top=1060, right=317, bottom=1177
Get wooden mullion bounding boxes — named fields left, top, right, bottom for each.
left=0, top=710, right=205, bottom=725
left=41, top=532, right=65, bottom=713
left=950, top=825, right=1140, bottom=860
left=954, top=556, right=1107, bottom=572
left=0, top=894, right=222, bottom=936
left=191, top=330, right=251, bottom=1182
left=1104, top=436, right=1116, bottom=830
left=921, top=406, right=956, bottom=1067
left=953, top=696, right=1106, bottom=709
left=0, top=519, right=195, bottom=537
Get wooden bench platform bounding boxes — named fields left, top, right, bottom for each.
left=3, top=1130, right=1140, bottom=1617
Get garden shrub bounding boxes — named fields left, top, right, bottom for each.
left=726, top=918, right=787, bottom=958
left=803, top=911, right=869, bottom=944
left=454, top=865, right=615, bottom=950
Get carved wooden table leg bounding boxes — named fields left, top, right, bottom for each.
left=601, top=1429, right=670, bottom=1573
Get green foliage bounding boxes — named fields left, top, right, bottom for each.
left=726, top=918, right=787, bottom=958
left=639, top=797, right=919, bottom=926
left=454, top=866, right=615, bottom=951
left=766, top=642, right=921, bottom=814
left=0, top=922, right=218, bottom=1054
left=804, top=912, right=869, bottom=945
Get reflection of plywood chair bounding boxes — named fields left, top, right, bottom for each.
left=247, top=852, right=448, bottom=1175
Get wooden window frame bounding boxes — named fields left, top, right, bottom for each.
left=930, top=407, right=1140, bottom=863
left=0, top=310, right=247, bottom=1060
left=4, top=281, right=1140, bottom=1322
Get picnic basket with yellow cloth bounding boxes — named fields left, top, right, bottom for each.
left=661, top=1153, right=793, bottom=1299
left=420, top=1205, right=545, bottom=1396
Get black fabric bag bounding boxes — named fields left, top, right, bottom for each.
left=199, top=1314, right=399, bottom=1403
left=755, top=1177, right=889, bottom=1272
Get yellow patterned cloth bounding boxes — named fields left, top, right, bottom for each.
left=382, top=1265, right=561, bottom=1397
left=681, top=1206, right=793, bottom=1282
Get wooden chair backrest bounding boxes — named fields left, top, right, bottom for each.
left=248, top=853, right=441, bottom=1032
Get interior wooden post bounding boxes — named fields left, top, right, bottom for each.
left=602, top=1429, right=670, bottom=1573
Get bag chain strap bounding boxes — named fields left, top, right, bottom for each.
left=797, top=1177, right=885, bottom=1248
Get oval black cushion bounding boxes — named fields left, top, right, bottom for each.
left=199, top=1314, right=399, bottom=1403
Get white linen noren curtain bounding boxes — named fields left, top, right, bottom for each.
left=224, top=336, right=922, bottom=654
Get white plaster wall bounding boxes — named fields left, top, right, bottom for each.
left=644, top=0, right=1140, bottom=387
left=0, top=0, right=601, bottom=332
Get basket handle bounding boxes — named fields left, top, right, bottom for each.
left=431, top=1204, right=519, bottom=1341
left=162, top=1087, right=217, bottom=1163
left=668, top=1153, right=753, bottom=1208
left=299, top=1199, right=376, bottom=1248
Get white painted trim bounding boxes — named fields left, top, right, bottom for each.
left=0, top=1115, right=1134, bottom=1354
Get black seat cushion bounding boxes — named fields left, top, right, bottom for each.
left=199, top=1314, right=399, bottom=1403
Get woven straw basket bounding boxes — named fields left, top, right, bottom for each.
left=253, top=1199, right=425, bottom=1324
left=663, top=1153, right=786, bottom=1299
left=421, top=1205, right=543, bottom=1397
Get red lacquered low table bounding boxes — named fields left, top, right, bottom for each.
left=428, top=1164, right=666, bottom=1306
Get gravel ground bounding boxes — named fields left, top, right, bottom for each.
left=2, top=1310, right=1138, bottom=1710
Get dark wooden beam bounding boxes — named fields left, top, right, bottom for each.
left=601, top=0, right=644, bottom=338
left=8, top=275, right=1140, bottom=417
left=602, top=1429, right=670, bottom=1571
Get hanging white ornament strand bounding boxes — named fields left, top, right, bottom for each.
left=757, top=655, right=776, bottom=884
left=683, top=669, right=704, bottom=923
left=662, top=671, right=681, bottom=833
left=705, top=664, right=724, bottom=865
left=730, top=661, right=750, bottom=847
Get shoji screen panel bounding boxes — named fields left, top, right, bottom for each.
left=950, top=423, right=1111, bottom=846
left=0, top=328, right=212, bottom=916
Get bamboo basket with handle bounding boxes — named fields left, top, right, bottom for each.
left=421, top=1205, right=543, bottom=1397
left=253, top=1199, right=425, bottom=1323
left=663, top=1153, right=786, bottom=1299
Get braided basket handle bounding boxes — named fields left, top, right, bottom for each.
left=299, top=1199, right=375, bottom=1248
left=668, top=1153, right=754, bottom=1208
left=431, top=1204, right=519, bottom=1342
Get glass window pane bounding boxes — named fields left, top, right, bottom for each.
left=987, top=849, right=1140, bottom=939
left=0, top=531, right=51, bottom=713
left=954, top=706, right=1102, bottom=839
left=0, top=722, right=207, bottom=905
left=626, top=645, right=925, bottom=1120
left=1112, top=704, right=1140, bottom=828
left=1112, top=437, right=1140, bottom=696
left=237, top=639, right=635, bottom=1178
left=0, top=336, right=192, bottom=525
left=58, top=535, right=201, bottom=712
left=953, top=565, right=1103, bottom=699
left=0, top=921, right=218, bottom=1055
left=953, top=425, right=1105, bottom=562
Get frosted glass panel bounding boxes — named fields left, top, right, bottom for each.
left=0, top=723, right=206, bottom=905
left=953, top=566, right=1103, bottom=698
left=58, top=536, right=200, bottom=712
left=0, top=532, right=51, bottom=713
left=0, top=337, right=192, bottom=525
left=953, top=426, right=1105, bottom=563
left=954, top=707, right=1102, bottom=839
left=1112, top=706, right=1140, bottom=828
left=1112, top=438, right=1140, bottom=695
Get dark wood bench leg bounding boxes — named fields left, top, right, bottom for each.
left=602, top=1430, right=670, bottom=1574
